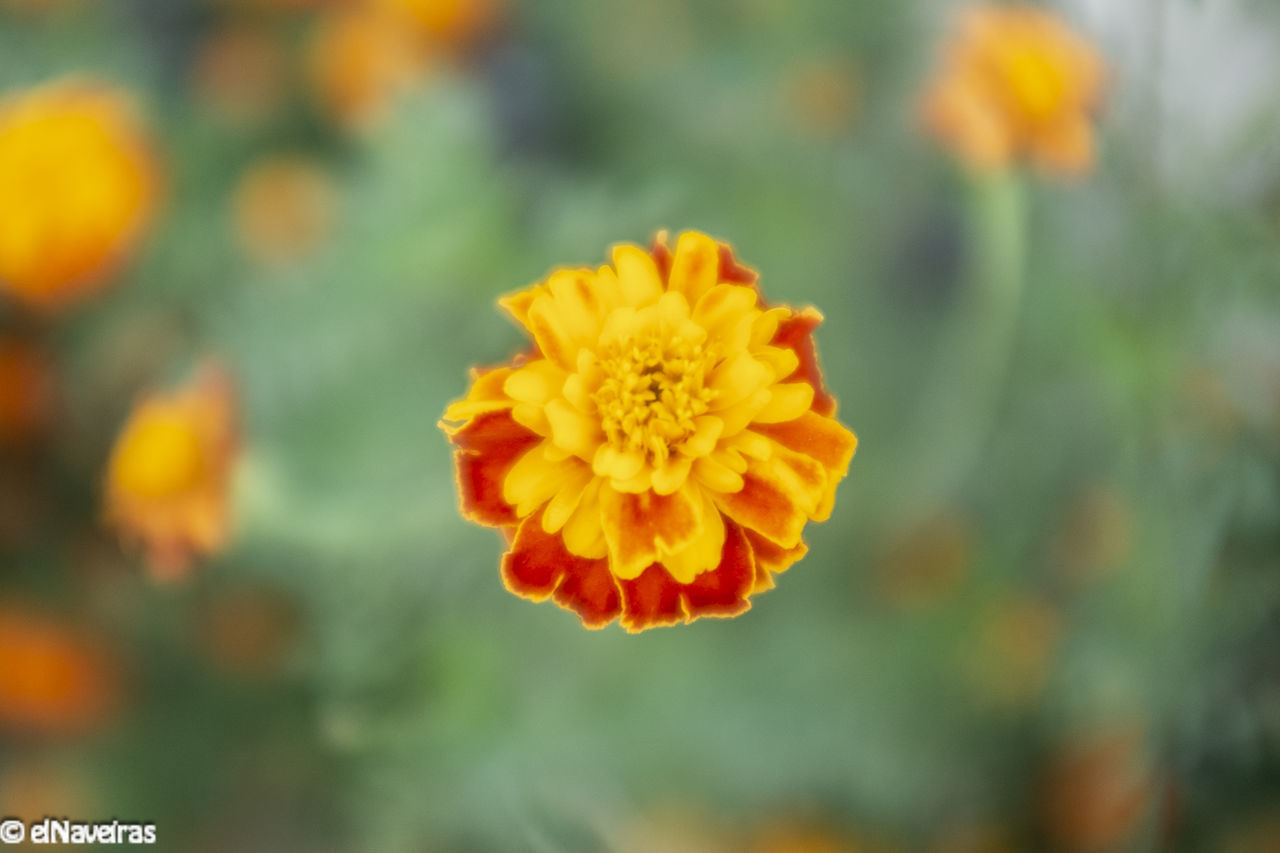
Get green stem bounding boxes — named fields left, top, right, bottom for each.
left=896, top=169, right=1027, bottom=516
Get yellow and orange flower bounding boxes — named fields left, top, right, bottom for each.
left=439, top=230, right=858, bottom=632
left=0, top=80, right=160, bottom=309
left=920, top=5, right=1106, bottom=176
left=104, top=365, right=239, bottom=581
left=0, top=606, right=120, bottom=736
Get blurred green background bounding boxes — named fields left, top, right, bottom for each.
left=2, top=0, right=1279, bottom=850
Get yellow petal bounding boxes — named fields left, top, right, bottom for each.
left=503, top=359, right=566, bottom=405
left=754, top=345, right=800, bottom=383
left=561, top=479, right=607, bottom=559
left=651, top=453, right=693, bottom=496
left=545, top=397, right=603, bottom=460
left=660, top=489, right=726, bottom=584
left=497, top=283, right=546, bottom=330
left=753, top=382, right=815, bottom=424
left=693, top=284, right=758, bottom=352
left=677, top=415, right=723, bottom=459
left=502, top=440, right=566, bottom=517
left=541, top=464, right=595, bottom=534
left=708, top=352, right=770, bottom=409
left=750, top=306, right=790, bottom=347
left=693, top=455, right=745, bottom=494
left=592, top=444, right=644, bottom=482
left=667, top=231, right=721, bottom=305
left=714, top=388, right=771, bottom=437
left=611, top=243, right=663, bottom=307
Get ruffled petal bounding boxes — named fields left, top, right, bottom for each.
left=744, top=528, right=809, bottom=592
left=667, top=231, right=722, bottom=305
left=770, top=307, right=837, bottom=417
left=599, top=483, right=703, bottom=579
left=502, top=510, right=621, bottom=628
left=612, top=243, right=664, bottom=307
left=754, top=411, right=858, bottom=521
left=445, top=409, right=541, bottom=527
left=619, top=520, right=755, bottom=632
left=712, top=442, right=827, bottom=549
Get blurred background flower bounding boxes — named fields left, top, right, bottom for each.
left=0, top=0, right=1278, bottom=849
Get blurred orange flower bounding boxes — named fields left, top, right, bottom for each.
left=0, top=80, right=160, bottom=309
left=0, top=606, right=119, bottom=736
left=104, top=365, right=239, bottom=581
left=308, top=6, right=422, bottom=129
left=440, top=230, right=858, bottom=631
left=374, top=0, right=503, bottom=55
left=920, top=5, right=1105, bottom=176
left=232, top=154, right=337, bottom=266
left=1041, top=724, right=1154, bottom=853
left=0, top=336, right=53, bottom=446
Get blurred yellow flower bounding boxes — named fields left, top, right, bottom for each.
left=920, top=5, right=1105, bottom=175
left=232, top=154, right=337, bottom=266
left=308, top=6, right=422, bottom=129
left=0, top=606, right=120, bottom=736
left=0, top=80, right=160, bottom=309
left=105, top=365, right=238, bottom=581
left=440, top=230, right=858, bottom=631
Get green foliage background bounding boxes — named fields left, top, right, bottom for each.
left=1, top=0, right=1279, bottom=850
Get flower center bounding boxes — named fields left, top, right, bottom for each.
left=591, top=330, right=719, bottom=465
left=1001, top=47, right=1065, bottom=124
left=113, top=410, right=206, bottom=499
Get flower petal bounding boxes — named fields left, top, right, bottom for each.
left=541, top=463, right=596, bottom=534
left=770, top=307, right=837, bottom=417
left=618, top=519, right=755, bottom=632
left=692, top=455, right=744, bottom=494
left=612, top=243, right=664, bottom=307
left=651, top=453, right=693, bottom=496
left=667, top=231, right=721, bottom=305
left=743, top=528, right=809, bottom=591
left=600, top=484, right=702, bottom=579
left=504, top=440, right=583, bottom=517
left=561, top=478, right=608, bottom=559
left=754, top=411, right=858, bottom=521
left=440, top=365, right=514, bottom=423
left=446, top=409, right=541, bottom=527
left=659, top=488, right=725, bottom=583
left=592, top=444, right=645, bottom=482
left=712, top=442, right=827, bottom=549
left=693, top=284, right=758, bottom=353
left=502, top=511, right=621, bottom=628
left=752, top=382, right=816, bottom=424
left=545, top=397, right=603, bottom=460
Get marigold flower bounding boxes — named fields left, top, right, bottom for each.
left=440, top=231, right=858, bottom=632
left=920, top=5, right=1105, bottom=175
left=0, top=606, right=120, bottom=736
left=104, top=366, right=238, bottom=581
left=0, top=80, right=160, bottom=309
